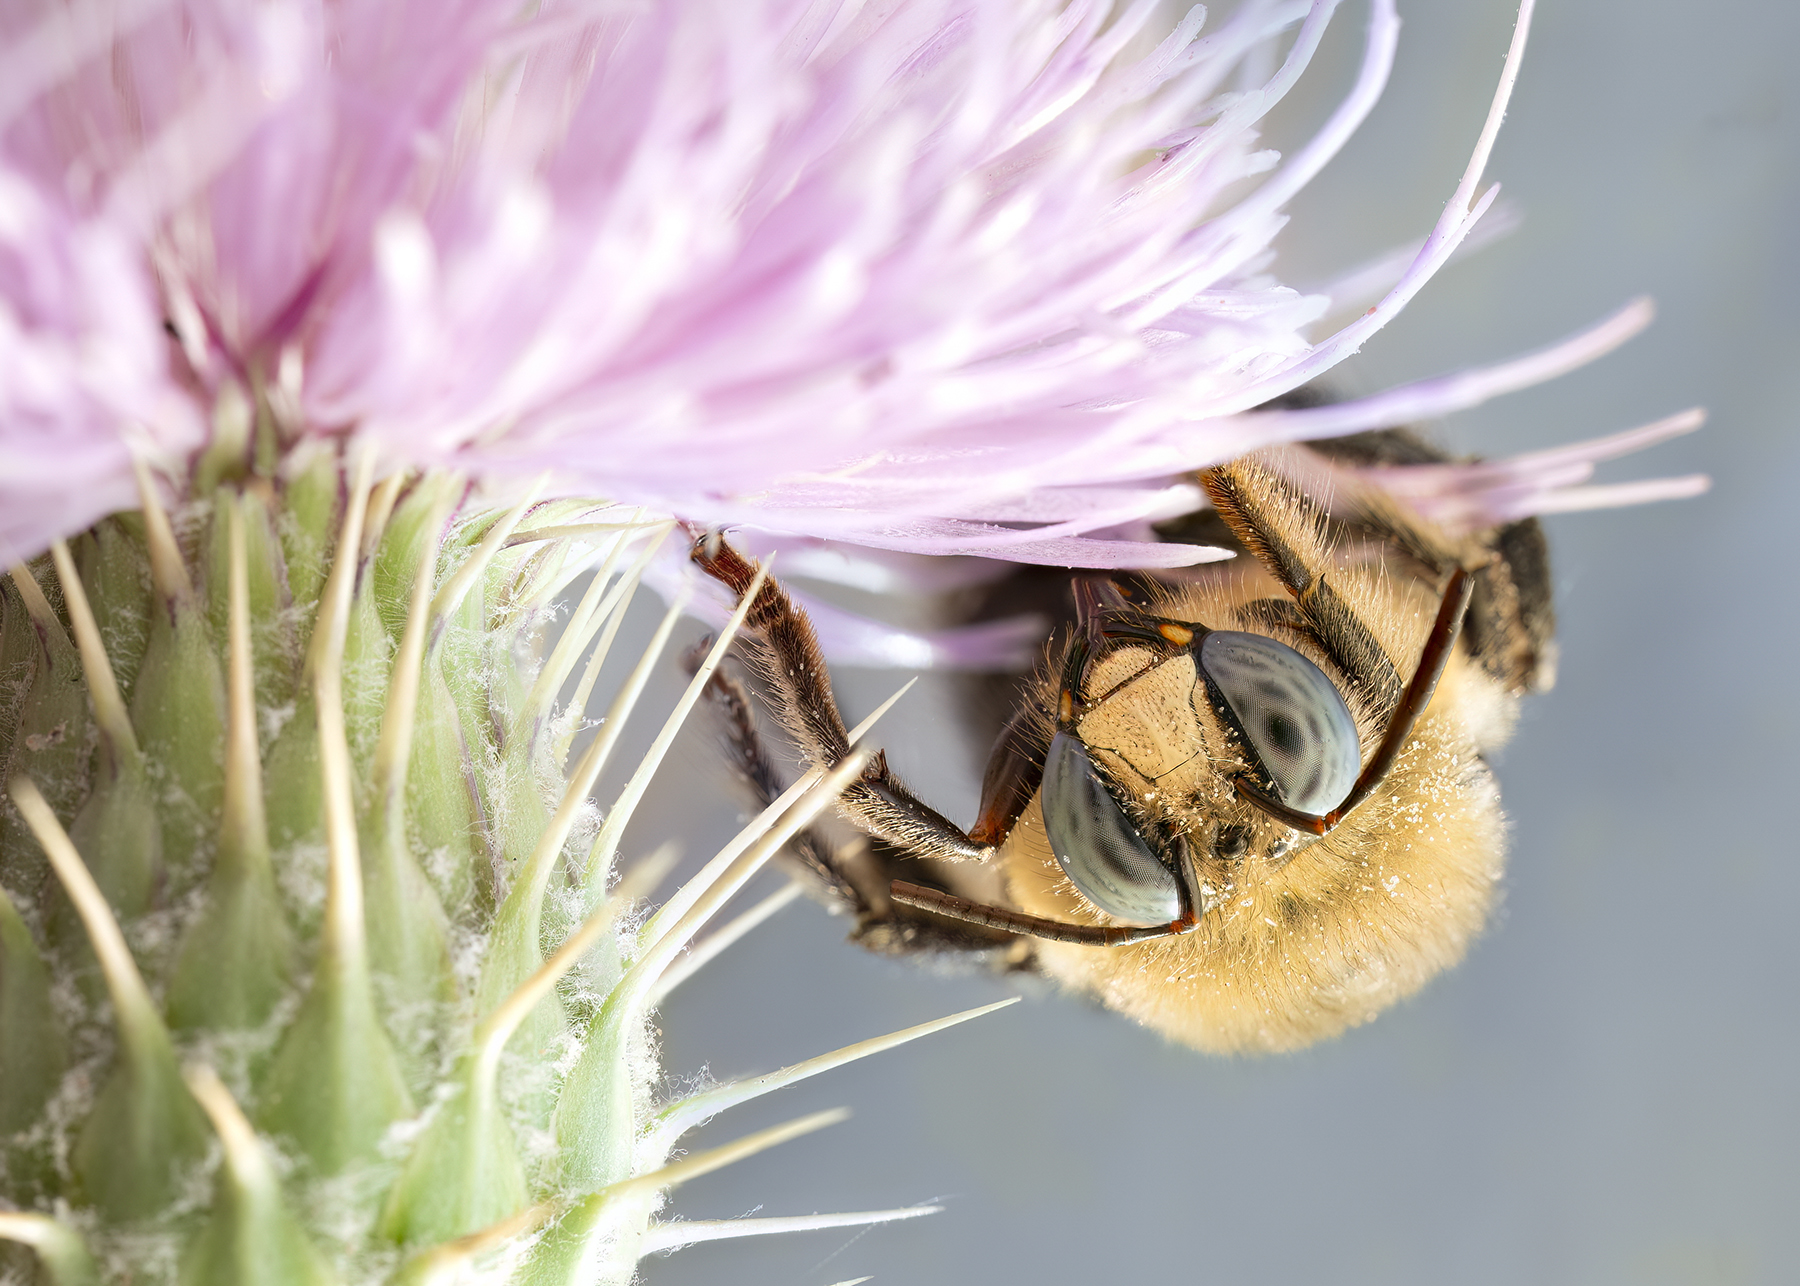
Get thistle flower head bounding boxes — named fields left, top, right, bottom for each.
left=1, top=0, right=1702, bottom=575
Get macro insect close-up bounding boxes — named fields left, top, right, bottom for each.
left=632, top=3, right=1793, bottom=1285
left=0, top=0, right=1791, bottom=1283
left=689, top=427, right=1560, bottom=1055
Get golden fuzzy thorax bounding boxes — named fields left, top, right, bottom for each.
left=1001, top=558, right=1520, bottom=1054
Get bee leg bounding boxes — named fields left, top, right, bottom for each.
left=968, top=701, right=1051, bottom=848
left=1199, top=460, right=1405, bottom=718
left=689, top=532, right=987, bottom=863
left=889, top=835, right=1207, bottom=948
left=1464, top=517, right=1557, bottom=694
left=1231, top=563, right=1476, bottom=835
left=889, top=883, right=1195, bottom=946
left=1326, top=484, right=1556, bottom=697
left=687, top=648, right=865, bottom=912
left=1295, top=430, right=1557, bottom=695
left=689, top=647, right=1029, bottom=961
left=1203, top=456, right=1486, bottom=834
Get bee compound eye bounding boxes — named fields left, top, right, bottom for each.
left=1198, top=631, right=1360, bottom=815
left=1040, top=731, right=1182, bottom=924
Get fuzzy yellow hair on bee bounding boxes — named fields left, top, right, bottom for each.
left=688, top=429, right=1555, bottom=1053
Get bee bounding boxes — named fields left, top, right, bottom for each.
left=689, top=426, right=1556, bottom=1053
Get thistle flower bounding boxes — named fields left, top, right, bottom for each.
left=0, top=0, right=1704, bottom=1282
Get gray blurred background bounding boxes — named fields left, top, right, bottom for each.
left=601, top=2, right=1796, bottom=1282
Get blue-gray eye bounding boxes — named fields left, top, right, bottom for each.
left=1040, top=731, right=1181, bottom=924
left=1199, top=631, right=1359, bottom=814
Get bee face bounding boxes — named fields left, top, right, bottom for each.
left=965, top=542, right=1510, bottom=1052
left=690, top=429, right=1556, bottom=1053
left=1068, top=626, right=1363, bottom=838
left=1010, top=649, right=1507, bottom=1055
left=1035, top=631, right=1345, bottom=923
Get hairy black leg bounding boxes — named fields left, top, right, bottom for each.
left=685, top=645, right=865, bottom=912
left=686, top=642, right=1026, bottom=960
left=690, top=532, right=986, bottom=862
left=1464, top=517, right=1557, bottom=694
left=1296, top=431, right=1557, bottom=694
left=1231, top=564, right=1475, bottom=835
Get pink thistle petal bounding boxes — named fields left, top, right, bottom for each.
left=0, top=0, right=1700, bottom=594
left=1232, top=297, right=1658, bottom=443
left=1360, top=408, right=1711, bottom=531
left=1308, top=199, right=1524, bottom=320
left=0, top=165, right=203, bottom=562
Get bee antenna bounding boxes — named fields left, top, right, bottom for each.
left=1072, top=578, right=1131, bottom=627
left=890, top=874, right=1202, bottom=948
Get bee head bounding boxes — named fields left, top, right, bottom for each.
left=1043, top=606, right=1360, bottom=923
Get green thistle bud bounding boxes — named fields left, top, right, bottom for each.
left=0, top=449, right=1005, bottom=1284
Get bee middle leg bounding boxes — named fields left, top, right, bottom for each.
left=686, top=651, right=864, bottom=911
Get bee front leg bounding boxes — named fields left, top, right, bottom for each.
left=688, top=532, right=987, bottom=863
left=688, top=645, right=1027, bottom=961
left=1201, top=457, right=1480, bottom=835
left=1278, top=431, right=1558, bottom=695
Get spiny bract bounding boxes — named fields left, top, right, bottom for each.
left=0, top=449, right=998, bottom=1285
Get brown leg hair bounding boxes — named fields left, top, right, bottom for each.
left=1289, top=429, right=1558, bottom=695
left=1228, top=563, right=1475, bottom=835
left=890, top=835, right=1205, bottom=946
left=686, top=639, right=1027, bottom=961
left=685, top=646, right=865, bottom=911
left=689, top=530, right=986, bottom=863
